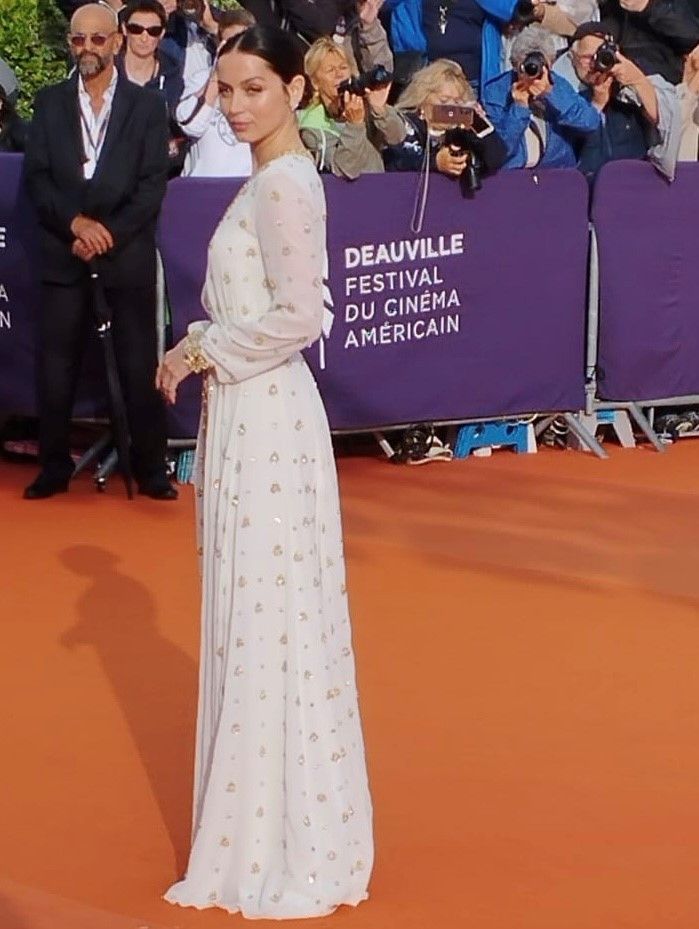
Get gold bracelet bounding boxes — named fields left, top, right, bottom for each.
left=183, top=330, right=212, bottom=374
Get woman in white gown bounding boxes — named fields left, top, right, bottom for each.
left=156, top=24, right=374, bottom=920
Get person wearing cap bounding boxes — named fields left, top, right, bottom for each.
left=597, top=0, right=699, bottom=85
left=483, top=23, right=600, bottom=168
left=570, top=20, right=676, bottom=177
left=23, top=2, right=176, bottom=500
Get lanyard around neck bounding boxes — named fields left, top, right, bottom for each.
left=79, top=93, right=112, bottom=165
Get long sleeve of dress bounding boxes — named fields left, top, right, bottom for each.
left=196, top=165, right=326, bottom=384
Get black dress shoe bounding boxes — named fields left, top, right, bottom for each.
left=137, top=479, right=178, bottom=501
left=24, top=470, right=72, bottom=500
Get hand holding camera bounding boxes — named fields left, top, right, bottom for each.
left=435, top=146, right=469, bottom=177
left=342, top=92, right=366, bottom=124
left=510, top=0, right=554, bottom=28
left=512, top=52, right=552, bottom=105
left=609, top=51, right=646, bottom=89
left=337, top=65, right=393, bottom=119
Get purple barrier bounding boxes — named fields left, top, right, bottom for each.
left=0, top=154, right=108, bottom=420
left=159, top=169, right=589, bottom=436
left=593, top=160, right=699, bottom=403
left=0, top=154, right=40, bottom=416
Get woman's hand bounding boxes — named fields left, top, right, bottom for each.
left=343, top=92, right=366, bottom=124
left=358, top=0, right=383, bottom=26
left=610, top=52, right=645, bottom=88
left=156, top=339, right=191, bottom=405
left=435, top=146, right=468, bottom=177
left=366, top=83, right=391, bottom=115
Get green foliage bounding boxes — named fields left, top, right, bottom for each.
left=0, top=0, right=69, bottom=118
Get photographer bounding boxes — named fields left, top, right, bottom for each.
left=597, top=0, right=699, bottom=85
left=504, top=0, right=601, bottom=83
left=239, top=0, right=393, bottom=72
left=483, top=24, right=600, bottom=167
left=299, top=36, right=406, bottom=177
left=176, top=8, right=255, bottom=176
left=159, top=0, right=219, bottom=86
left=570, top=23, right=676, bottom=176
left=384, top=58, right=507, bottom=179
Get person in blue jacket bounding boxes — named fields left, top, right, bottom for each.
left=483, top=24, right=600, bottom=167
left=385, top=0, right=426, bottom=55
left=423, top=0, right=519, bottom=95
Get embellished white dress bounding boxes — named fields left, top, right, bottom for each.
left=164, top=153, right=374, bottom=920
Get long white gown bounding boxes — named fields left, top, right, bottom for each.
left=164, top=153, right=374, bottom=920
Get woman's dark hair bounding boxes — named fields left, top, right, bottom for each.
left=122, top=0, right=168, bottom=31
left=218, top=24, right=305, bottom=85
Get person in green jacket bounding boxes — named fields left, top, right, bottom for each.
left=299, top=36, right=406, bottom=178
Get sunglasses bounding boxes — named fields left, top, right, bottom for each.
left=125, top=22, right=164, bottom=37
left=68, top=31, right=117, bottom=48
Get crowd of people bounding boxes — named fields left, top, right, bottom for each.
left=3, top=0, right=699, bottom=182
left=2, top=0, right=699, bottom=499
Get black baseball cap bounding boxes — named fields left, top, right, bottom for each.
left=571, top=21, right=619, bottom=43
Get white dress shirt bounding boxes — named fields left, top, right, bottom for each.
left=78, top=68, right=118, bottom=179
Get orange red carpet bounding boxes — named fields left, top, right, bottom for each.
left=2, top=444, right=699, bottom=929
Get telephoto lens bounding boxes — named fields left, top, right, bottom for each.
left=337, top=66, right=393, bottom=99
left=593, top=40, right=618, bottom=73
left=520, top=51, right=547, bottom=79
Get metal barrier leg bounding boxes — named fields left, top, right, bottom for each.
left=73, top=431, right=112, bottom=477
left=585, top=225, right=600, bottom=417
left=627, top=402, right=665, bottom=453
left=95, top=448, right=119, bottom=491
left=564, top=412, right=609, bottom=459
left=534, top=415, right=556, bottom=438
left=373, top=432, right=395, bottom=459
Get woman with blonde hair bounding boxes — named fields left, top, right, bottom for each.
left=298, top=36, right=406, bottom=178
left=383, top=58, right=506, bottom=178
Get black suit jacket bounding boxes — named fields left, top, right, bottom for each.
left=24, top=72, right=169, bottom=287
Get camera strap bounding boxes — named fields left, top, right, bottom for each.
left=524, top=115, right=546, bottom=167
left=410, top=142, right=431, bottom=234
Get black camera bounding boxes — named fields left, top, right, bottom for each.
left=337, top=65, right=393, bottom=99
left=593, top=40, right=618, bottom=73
left=519, top=51, right=547, bottom=80
left=511, top=0, right=539, bottom=27
left=443, top=127, right=482, bottom=196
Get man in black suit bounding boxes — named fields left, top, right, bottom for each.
left=24, top=2, right=176, bottom=499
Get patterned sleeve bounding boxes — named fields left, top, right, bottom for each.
left=197, top=163, right=326, bottom=384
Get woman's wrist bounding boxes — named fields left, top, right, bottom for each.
left=183, top=328, right=212, bottom=374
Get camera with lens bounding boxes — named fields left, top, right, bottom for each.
left=592, top=39, right=618, bottom=73
left=519, top=50, right=547, bottom=80
left=337, top=65, right=393, bottom=99
left=443, top=126, right=482, bottom=196
left=511, top=0, right=539, bottom=27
